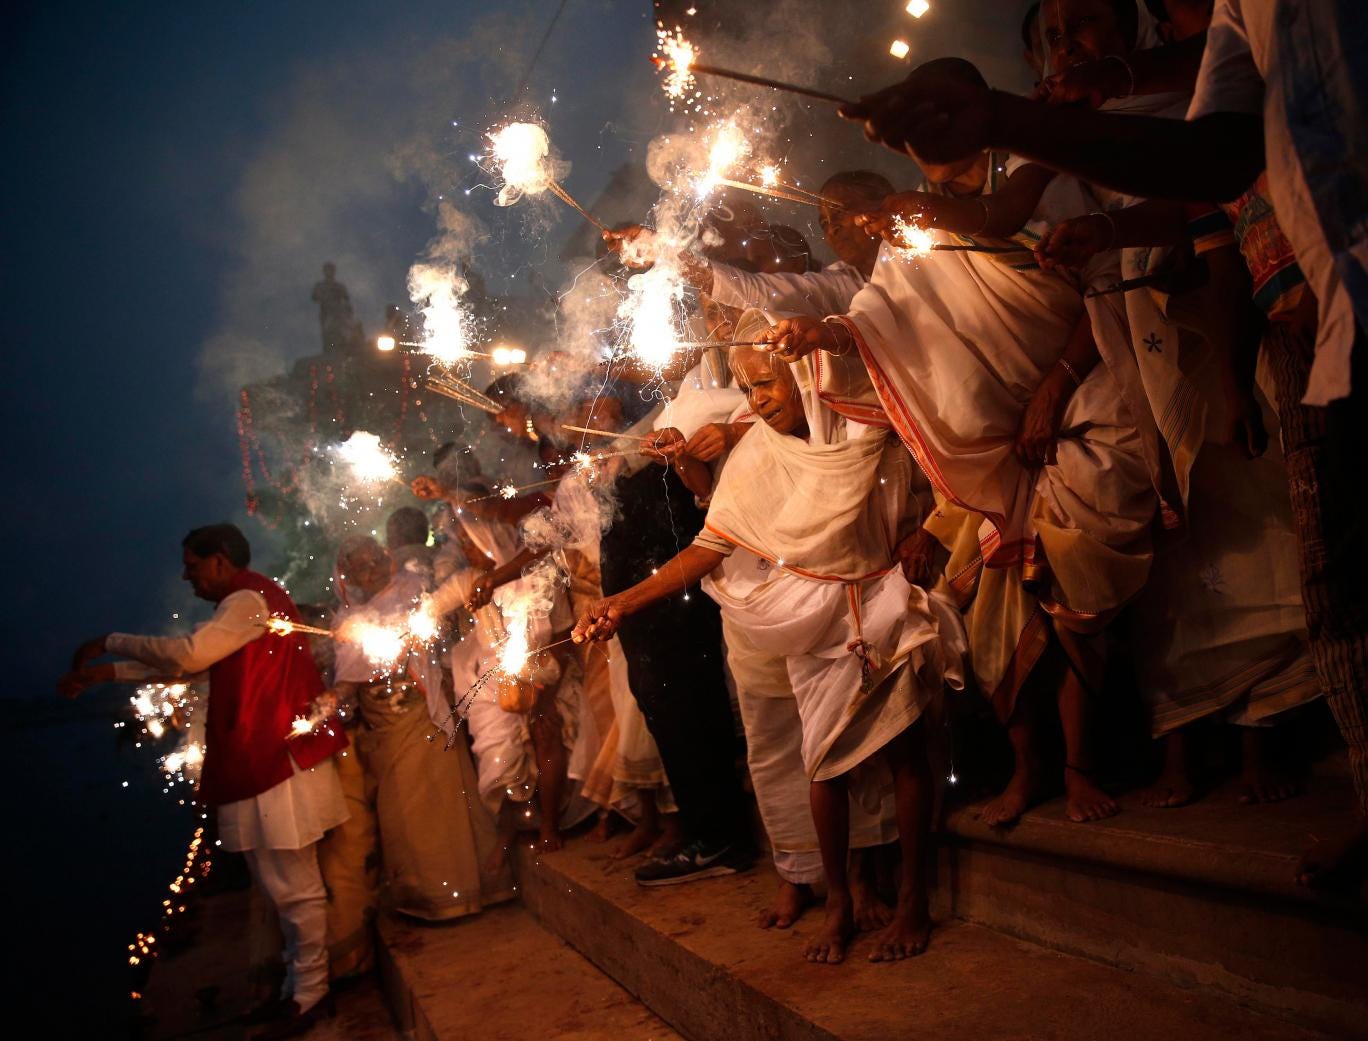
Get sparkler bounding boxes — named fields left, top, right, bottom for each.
left=715, top=177, right=848, bottom=211
left=931, top=243, right=1026, bottom=254
left=335, top=431, right=402, bottom=487
left=651, top=35, right=855, bottom=106
left=1084, top=273, right=1166, bottom=298
left=425, top=376, right=502, bottom=414
left=264, top=616, right=333, bottom=638
left=487, top=122, right=609, bottom=231
left=891, top=216, right=936, bottom=259
left=696, top=123, right=750, bottom=199
left=561, top=424, right=653, bottom=443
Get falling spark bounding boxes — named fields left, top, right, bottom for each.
left=889, top=39, right=911, bottom=60
left=335, top=431, right=399, bottom=486
left=906, top=0, right=930, bottom=17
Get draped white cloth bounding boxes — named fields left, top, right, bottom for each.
left=835, top=185, right=1158, bottom=622
left=700, top=334, right=962, bottom=781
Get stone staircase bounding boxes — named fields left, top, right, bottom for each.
left=375, top=770, right=1365, bottom=1041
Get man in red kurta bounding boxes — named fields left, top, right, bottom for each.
left=61, top=524, right=348, bottom=1039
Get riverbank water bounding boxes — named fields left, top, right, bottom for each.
left=3, top=689, right=196, bottom=1034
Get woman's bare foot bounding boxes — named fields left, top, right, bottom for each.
left=850, top=878, right=893, bottom=932
left=587, top=812, right=615, bottom=843
left=978, top=762, right=1035, bottom=826
left=758, top=880, right=812, bottom=929
left=610, top=819, right=660, bottom=861
left=1065, top=764, right=1119, bottom=822
left=1295, top=821, right=1368, bottom=891
left=867, top=908, right=933, bottom=962
left=1239, top=728, right=1301, bottom=804
left=803, top=896, right=854, bottom=964
left=1138, top=731, right=1195, bottom=808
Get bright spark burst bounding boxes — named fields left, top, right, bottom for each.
left=696, top=122, right=750, bottom=199
left=266, top=616, right=297, bottom=636
left=572, top=451, right=594, bottom=471
left=889, top=39, right=911, bottom=60
left=499, top=483, right=519, bottom=500
left=654, top=25, right=698, bottom=103
left=409, top=265, right=474, bottom=365
left=760, top=164, right=780, bottom=187
left=622, top=263, right=685, bottom=372
left=351, top=622, right=407, bottom=669
left=892, top=215, right=935, bottom=259
left=407, top=601, right=440, bottom=643
left=488, top=122, right=556, bottom=206
left=335, top=431, right=398, bottom=485
left=289, top=717, right=315, bottom=737
left=906, top=0, right=930, bottom=18
left=498, top=622, right=531, bottom=676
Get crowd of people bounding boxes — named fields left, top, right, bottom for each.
left=57, top=1, right=1365, bottom=1038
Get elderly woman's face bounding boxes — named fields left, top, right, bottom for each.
left=733, top=349, right=806, bottom=437
left=340, top=546, right=392, bottom=599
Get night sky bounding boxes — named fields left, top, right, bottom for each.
left=2, top=0, right=664, bottom=698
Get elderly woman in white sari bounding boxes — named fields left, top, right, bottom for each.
left=575, top=343, right=962, bottom=966
left=329, top=535, right=515, bottom=924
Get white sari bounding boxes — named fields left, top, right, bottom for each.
left=699, top=348, right=962, bottom=782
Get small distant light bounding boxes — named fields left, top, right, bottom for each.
left=906, top=0, right=930, bottom=17
left=889, top=39, right=911, bottom=59
left=376, top=334, right=396, bottom=353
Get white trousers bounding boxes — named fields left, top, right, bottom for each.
left=245, top=843, right=330, bottom=1012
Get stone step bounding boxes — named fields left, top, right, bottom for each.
left=938, top=774, right=1368, bottom=1037
left=376, top=902, right=685, bottom=1041
left=514, top=836, right=1345, bottom=1041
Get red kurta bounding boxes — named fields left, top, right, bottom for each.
left=200, top=570, right=347, bottom=806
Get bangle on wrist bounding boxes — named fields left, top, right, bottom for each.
left=1089, top=210, right=1118, bottom=250
left=1100, top=54, right=1135, bottom=98
left=823, top=319, right=852, bottom=357
left=1057, top=359, right=1084, bottom=387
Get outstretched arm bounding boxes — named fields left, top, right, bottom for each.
left=840, top=64, right=1263, bottom=203
left=465, top=546, right=546, bottom=611
left=572, top=544, right=724, bottom=642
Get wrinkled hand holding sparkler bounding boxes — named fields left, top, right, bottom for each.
left=487, top=122, right=609, bottom=232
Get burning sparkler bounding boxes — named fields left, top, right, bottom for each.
left=487, top=122, right=609, bottom=231
left=335, top=431, right=401, bottom=487
left=891, top=215, right=936, bottom=259
left=696, top=122, right=750, bottom=199
left=425, top=375, right=503, bottom=414
left=350, top=621, right=408, bottom=670
left=651, top=31, right=854, bottom=106
left=264, top=616, right=334, bottom=638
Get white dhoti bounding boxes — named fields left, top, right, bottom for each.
left=220, top=759, right=348, bottom=1014
left=721, top=602, right=897, bottom=884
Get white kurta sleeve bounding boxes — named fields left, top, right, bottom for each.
left=709, top=263, right=865, bottom=317
left=1187, top=0, right=1262, bottom=120
left=106, top=590, right=269, bottom=677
